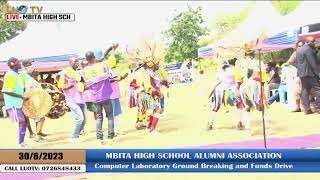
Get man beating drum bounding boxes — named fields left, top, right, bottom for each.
left=2, top=57, right=30, bottom=148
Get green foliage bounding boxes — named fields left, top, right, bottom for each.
left=164, top=6, right=209, bottom=63
left=271, top=0, right=302, bottom=16
left=114, top=51, right=125, bottom=64
left=260, top=48, right=294, bottom=64
left=200, top=1, right=254, bottom=46
left=104, top=50, right=125, bottom=64
left=0, top=1, right=27, bottom=44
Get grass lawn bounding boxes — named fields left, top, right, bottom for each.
left=1, top=70, right=319, bottom=179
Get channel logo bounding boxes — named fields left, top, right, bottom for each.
left=6, top=5, right=75, bottom=22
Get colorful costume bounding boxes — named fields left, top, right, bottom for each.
left=235, top=57, right=269, bottom=112
left=144, top=65, right=168, bottom=132
left=129, top=65, right=169, bottom=132
left=234, top=56, right=270, bottom=134
left=210, top=65, right=240, bottom=113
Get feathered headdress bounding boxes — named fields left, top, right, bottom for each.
left=125, top=39, right=165, bottom=68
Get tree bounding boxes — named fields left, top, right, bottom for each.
left=0, top=1, right=27, bottom=44
left=164, top=6, right=209, bottom=63
left=271, top=0, right=302, bottom=16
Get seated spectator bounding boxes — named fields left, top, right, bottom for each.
left=266, top=62, right=281, bottom=91
left=281, top=64, right=301, bottom=111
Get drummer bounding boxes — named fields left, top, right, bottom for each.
left=82, top=51, right=114, bottom=145
left=2, top=57, right=29, bottom=148
left=57, top=57, right=87, bottom=144
left=21, top=59, right=47, bottom=143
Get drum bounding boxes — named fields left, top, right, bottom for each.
left=40, top=83, right=69, bottom=119
left=22, top=88, right=53, bottom=119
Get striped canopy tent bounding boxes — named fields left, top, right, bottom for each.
left=259, top=28, right=300, bottom=53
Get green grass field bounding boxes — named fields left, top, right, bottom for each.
left=1, top=71, right=320, bottom=179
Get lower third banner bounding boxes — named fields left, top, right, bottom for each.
left=85, top=149, right=320, bottom=172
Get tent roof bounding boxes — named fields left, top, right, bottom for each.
left=259, top=28, right=299, bottom=53
left=0, top=23, right=77, bottom=61
left=211, top=1, right=285, bottom=48
left=278, top=2, right=320, bottom=33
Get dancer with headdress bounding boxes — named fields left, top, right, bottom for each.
left=235, top=48, right=270, bottom=136
left=126, top=40, right=169, bottom=135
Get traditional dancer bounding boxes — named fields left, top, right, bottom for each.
left=235, top=49, right=270, bottom=136
left=82, top=51, right=115, bottom=145
left=128, top=66, right=149, bottom=130
left=126, top=40, right=169, bottom=135
left=143, top=63, right=169, bottom=135
left=57, top=57, right=87, bottom=144
left=2, top=57, right=29, bottom=147
left=105, top=44, right=128, bottom=135
left=207, top=59, right=243, bottom=131
left=21, top=59, right=47, bottom=143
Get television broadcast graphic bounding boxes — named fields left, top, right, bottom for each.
left=0, top=1, right=320, bottom=180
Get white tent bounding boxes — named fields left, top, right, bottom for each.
left=0, top=23, right=75, bottom=61
left=278, top=1, right=320, bottom=34
left=212, top=1, right=320, bottom=49
left=210, top=1, right=286, bottom=49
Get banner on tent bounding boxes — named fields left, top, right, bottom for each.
left=198, top=47, right=214, bottom=58
left=165, top=62, right=194, bottom=85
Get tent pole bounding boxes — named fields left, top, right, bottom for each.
left=258, top=48, right=267, bottom=149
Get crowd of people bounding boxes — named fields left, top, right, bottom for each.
left=1, top=42, right=170, bottom=148
left=208, top=36, right=320, bottom=135
left=1, top=36, right=319, bottom=147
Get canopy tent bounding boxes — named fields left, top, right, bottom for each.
left=259, top=28, right=300, bottom=53
left=299, top=23, right=320, bottom=46
left=198, top=1, right=320, bottom=57
left=0, top=22, right=106, bottom=75
left=213, top=1, right=285, bottom=49
left=0, top=54, right=77, bottom=75
left=257, top=2, right=320, bottom=53
left=0, top=23, right=76, bottom=61
left=198, top=1, right=285, bottom=58
left=276, top=2, right=320, bottom=35
left=0, top=49, right=105, bottom=75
